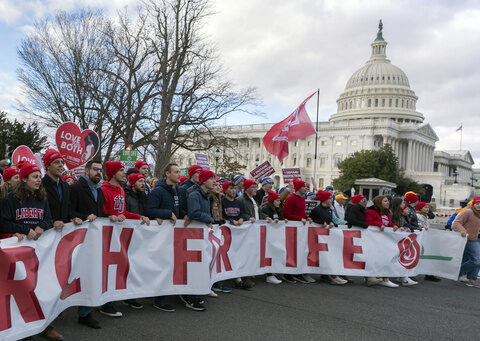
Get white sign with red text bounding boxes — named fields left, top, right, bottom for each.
left=0, top=220, right=466, bottom=340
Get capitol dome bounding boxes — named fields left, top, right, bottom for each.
left=329, top=21, right=424, bottom=124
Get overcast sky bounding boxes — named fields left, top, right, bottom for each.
left=1, top=0, right=479, bottom=166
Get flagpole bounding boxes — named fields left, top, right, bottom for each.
left=313, top=89, right=320, bottom=184
left=460, top=125, right=463, bottom=150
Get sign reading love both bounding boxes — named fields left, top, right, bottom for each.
left=11, top=146, right=41, bottom=168
left=55, top=122, right=100, bottom=170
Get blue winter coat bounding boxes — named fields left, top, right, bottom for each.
left=187, top=184, right=214, bottom=224
left=146, top=178, right=180, bottom=219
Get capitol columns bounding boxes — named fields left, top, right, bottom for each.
left=406, top=140, right=413, bottom=171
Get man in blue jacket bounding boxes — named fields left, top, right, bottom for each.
left=146, top=163, right=205, bottom=312
left=187, top=169, right=216, bottom=225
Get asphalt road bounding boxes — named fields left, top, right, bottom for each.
left=34, top=274, right=479, bottom=341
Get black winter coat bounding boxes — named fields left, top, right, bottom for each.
left=345, top=203, right=368, bottom=228
left=309, top=204, right=335, bottom=226
left=42, top=174, right=72, bottom=223
left=178, top=179, right=195, bottom=218
left=69, top=176, right=106, bottom=221
left=125, top=186, right=147, bottom=216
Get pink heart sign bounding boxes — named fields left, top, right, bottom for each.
left=12, top=145, right=39, bottom=167
left=55, top=122, right=100, bottom=170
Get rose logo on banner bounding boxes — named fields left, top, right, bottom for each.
left=55, top=122, right=100, bottom=170
left=397, top=233, right=420, bottom=269
left=11, top=145, right=39, bottom=167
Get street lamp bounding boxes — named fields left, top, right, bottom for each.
left=453, top=167, right=458, bottom=184
left=214, top=148, right=222, bottom=174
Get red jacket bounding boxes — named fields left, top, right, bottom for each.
left=283, top=193, right=307, bottom=221
left=101, top=181, right=141, bottom=219
left=365, top=207, right=395, bottom=227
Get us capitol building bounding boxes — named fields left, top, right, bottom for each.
left=175, top=22, right=478, bottom=207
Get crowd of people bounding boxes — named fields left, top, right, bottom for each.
left=0, top=151, right=479, bottom=341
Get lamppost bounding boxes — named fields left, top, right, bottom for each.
left=453, top=167, right=458, bottom=184
left=214, top=148, right=222, bottom=174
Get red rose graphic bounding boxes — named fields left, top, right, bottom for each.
left=397, top=233, right=420, bottom=269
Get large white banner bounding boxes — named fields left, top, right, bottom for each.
left=0, top=219, right=466, bottom=340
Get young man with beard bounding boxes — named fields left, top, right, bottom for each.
left=69, top=159, right=108, bottom=328
left=134, top=160, right=151, bottom=197
left=147, top=163, right=203, bottom=311
left=41, top=149, right=83, bottom=340
left=122, top=172, right=149, bottom=310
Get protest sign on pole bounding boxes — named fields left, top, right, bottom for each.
left=11, top=145, right=39, bottom=167
left=282, top=167, right=302, bottom=183
left=305, top=200, right=320, bottom=216
left=55, top=122, right=100, bottom=170
left=180, top=168, right=189, bottom=177
left=120, top=149, right=138, bottom=169
left=195, top=153, right=210, bottom=170
left=250, top=161, right=275, bottom=180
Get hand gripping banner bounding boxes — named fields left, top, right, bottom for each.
left=0, top=219, right=466, bottom=340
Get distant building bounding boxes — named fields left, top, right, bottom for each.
left=174, top=21, right=476, bottom=207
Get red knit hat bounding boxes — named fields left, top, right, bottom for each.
left=267, top=190, right=280, bottom=202
left=405, top=192, right=419, bottom=204
left=134, top=160, right=148, bottom=170
left=222, top=181, right=234, bottom=192
left=105, top=161, right=124, bottom=180
left=293, top=178, right=306, bottom=192
left=179, top=175, right=188, bottom=184
left=188, top=165, right=203, bottom=178
left=416, top=202, right=428, bottom=211
left=351, top=194, right=366, bottom=204
left=61, top=175, right=74, bottom=182
left=2, top=167, right=19, bottom=181
left=243, top=179, right=257, bottom=191
left=198, top=169, right=215, bottom=185
left=19, top=162, right=41, bottom=180
left=472, top=196, right=480, bottom=205
left=43, top=149, right=63, bottom=169
left=316, top=190, right=333, bottom=202
left=128, top=173, right=145, bottom=186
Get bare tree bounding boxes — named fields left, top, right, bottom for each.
left=17, top=10, right=120, bottom=160
left=16, top=0, right=260, bottom=173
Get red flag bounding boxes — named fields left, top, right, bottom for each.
left=263, top=92, right=317, bottom=162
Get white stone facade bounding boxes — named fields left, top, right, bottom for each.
left=173, top=22, right=477, bottom=206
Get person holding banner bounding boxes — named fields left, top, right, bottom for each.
left=221, top=181, right=244, bottom=226
left=309, top=190, right=347, bottom=285
left=282, top=179, right=314, bottom=284
left=179, top=165, right=202, bottom=218
left=69, top=159, right=108, bottom=328
left=365, top=196, right=403, bottom=288
left=0, top=162, right=57, bottom=340
left=262, top=191, right=285, bottom=222
left=453, top=196, right=480, bottom=288
left=415, top=202, right=431, bottom=230
left=42, top=149, right=83, bottom=230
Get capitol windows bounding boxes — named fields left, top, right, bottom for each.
left=375, top=99, right=378, bottom=107
left=293, top=157, right=297, bottom=166
left=389, top=98, right=392, bottom=107
left=306, top=158, right=311, bottom=168
left=382, top=98, right=385, bottom=106
left=307, top=140, right=311, bottom=147
left=294, top=141, right=298, bottom=147
left=395, top=99, right=399, bottom=107
left=319, top=157, right=326, bottom=168
left=401, top=99, right=404, bottom=108
left=334, top=156, right=342, bottom=168
left=335, top=140, right=342, bottom=146
left=387, top=76, right=390, bottom=80
left=349, top=101, right=352, bottom=109
left=320, top=140, right=327, bottom=146
left=368, top=99, right=371, bottom=107
left=350, top=140, right=357, bottom=146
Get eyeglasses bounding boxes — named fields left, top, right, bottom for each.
left=92, top=167, right=103, bottom=172
left=361, top=199, right=367, bottom=202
